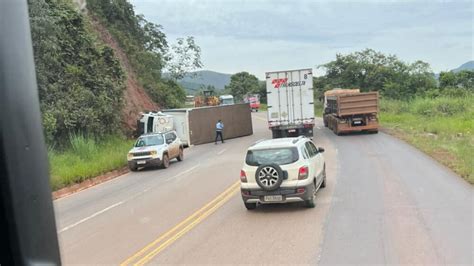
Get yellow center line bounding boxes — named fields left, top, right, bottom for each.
left=135, top=186, right=240, bottom=266
left=120, top=181, right=240, bottom=266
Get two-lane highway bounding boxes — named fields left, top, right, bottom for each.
left=55, top=113, right=473, bottom=265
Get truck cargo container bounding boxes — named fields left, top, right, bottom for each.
left=265, top=68, right=315, bottom=138
left=323, top=90, right=379, bottom=135
left=162, top=103, right=253, bottom=146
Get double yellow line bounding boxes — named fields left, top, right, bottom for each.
left=121, top=181, right=240, bottom=266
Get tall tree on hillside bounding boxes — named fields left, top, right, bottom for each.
left=165, top=37, right=203, bottom=80
left=225, top=72, right=260, bottom=101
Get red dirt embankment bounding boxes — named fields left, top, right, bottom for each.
left=89, top=16, right=158, bottom=133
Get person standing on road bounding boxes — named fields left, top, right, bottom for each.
left=215, top=119, right=224, bottom=144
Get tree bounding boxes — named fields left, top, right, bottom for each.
left=320, top=49, right=436, bottom=99
left=225, top=72, right=260, bottom=101
left=29, top=0, right=125, bottom=144
left=165, top=37, right=203, bottom=80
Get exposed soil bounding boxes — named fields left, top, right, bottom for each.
left=89, top=16, right=158, bottom=134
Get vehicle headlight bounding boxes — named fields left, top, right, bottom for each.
left=127, top=153, right=133, bottom=160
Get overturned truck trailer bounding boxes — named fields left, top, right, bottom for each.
left=162, top=103, right=253, bottom=146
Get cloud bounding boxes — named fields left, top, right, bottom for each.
left=131, top=0, right=473, bottom=77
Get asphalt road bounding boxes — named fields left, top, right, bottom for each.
left=54, top=113, right=473, bottom=265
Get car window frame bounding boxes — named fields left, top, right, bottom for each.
left=307, top=141, right=319, bottom=155
left=304, top=142, right=315, bottom=157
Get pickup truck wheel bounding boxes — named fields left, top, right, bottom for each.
left=161, top=154, right=170, bottom=169
left=177, top=148, right=184, bottom=161
left=129, top=166, right=138, bottom=172
left=305, top=182, right=316, bottom=208
left=320, top=165, right=326, bottom=188
left=244, top=202, right=257, bottom=210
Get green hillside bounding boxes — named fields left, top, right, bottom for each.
left=165, top=70, right=232, bottom=93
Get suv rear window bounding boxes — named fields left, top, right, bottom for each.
left=246, top=148, right=299, bottom=166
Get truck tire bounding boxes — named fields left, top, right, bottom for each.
left=244, top=202, right=257, bottom=210
left=272, top=130, right=281, bottom=139
left=323, top=117, right=328, bottom=127
left=129, top=166, right=138, bottom=172
left=255, top=164, right=284, bottom=191
left=305, top=182, right=316, bottom=208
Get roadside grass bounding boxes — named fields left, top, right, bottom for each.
left=259, top=103, right=267, bottom=111
left=379, top=96, right=474, bottom=184
left=48, top=135, right=134, bottom=190
left=314, top=101, right=324, bottom=117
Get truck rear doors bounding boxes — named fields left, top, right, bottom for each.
left=266, top=69, right=314, bottom=128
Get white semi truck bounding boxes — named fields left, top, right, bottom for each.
left=265, top=68, right=315, bottom=138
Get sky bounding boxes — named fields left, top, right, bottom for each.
left=130, top=0, right=473, bottom=79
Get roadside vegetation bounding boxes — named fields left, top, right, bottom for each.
left=28, top=0, right=202, bottom=190
left=313, top=49, right=473, bottom=183
left=49, top=135, right=134, bottom=190
left=380, top=96, right=473, bottom=183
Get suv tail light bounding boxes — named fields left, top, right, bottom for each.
left=298, top=166, right=309, bottom=180
left=240, top=170, right=247, bottom=182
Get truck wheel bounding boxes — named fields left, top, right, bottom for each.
left=161, top=154, right=170, bottom=169
left=272, top=130, right=280, bottom=139
left=305, top=182, right=316, bottom=208
left=129, top=166, right=138, bottom=172
left=244, top=202, right=257, bottom=210
left=177, top=148, right=184, bottom=161
left=323, top=118, right=328, bottom=127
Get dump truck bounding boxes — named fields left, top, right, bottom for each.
left=323, top=89, right=379, bottom=135
left=266, top=68, right=315, bottom=138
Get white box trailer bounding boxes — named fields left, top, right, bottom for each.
left=265, top=68, right=315, bottom=138
left=159, top=109, right=191, bottom=146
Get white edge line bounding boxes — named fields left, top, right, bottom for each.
left=217, top=149, right=227, bottom=155
left=58, top=201, right=124, bottom=233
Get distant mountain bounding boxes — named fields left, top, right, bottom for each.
left=452, top=60, right=474, bottom=72
left=434, top=60, right=474, bottom=80
left=163, top=70, right=233, bottom=94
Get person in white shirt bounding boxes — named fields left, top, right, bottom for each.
left=215, top=120, right=224, bottom=144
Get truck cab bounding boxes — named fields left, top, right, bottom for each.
left=219, top=95, right=235, bottom=105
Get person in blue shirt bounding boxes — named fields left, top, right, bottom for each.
left=215, top=119, right=224, bottom=144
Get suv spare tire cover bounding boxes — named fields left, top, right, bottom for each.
left=255, top=164, right=284, bottom=191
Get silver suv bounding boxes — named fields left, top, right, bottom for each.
left=240, top=137, right=326, bottom=209
left=127, top=131, right=183, bottom=171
